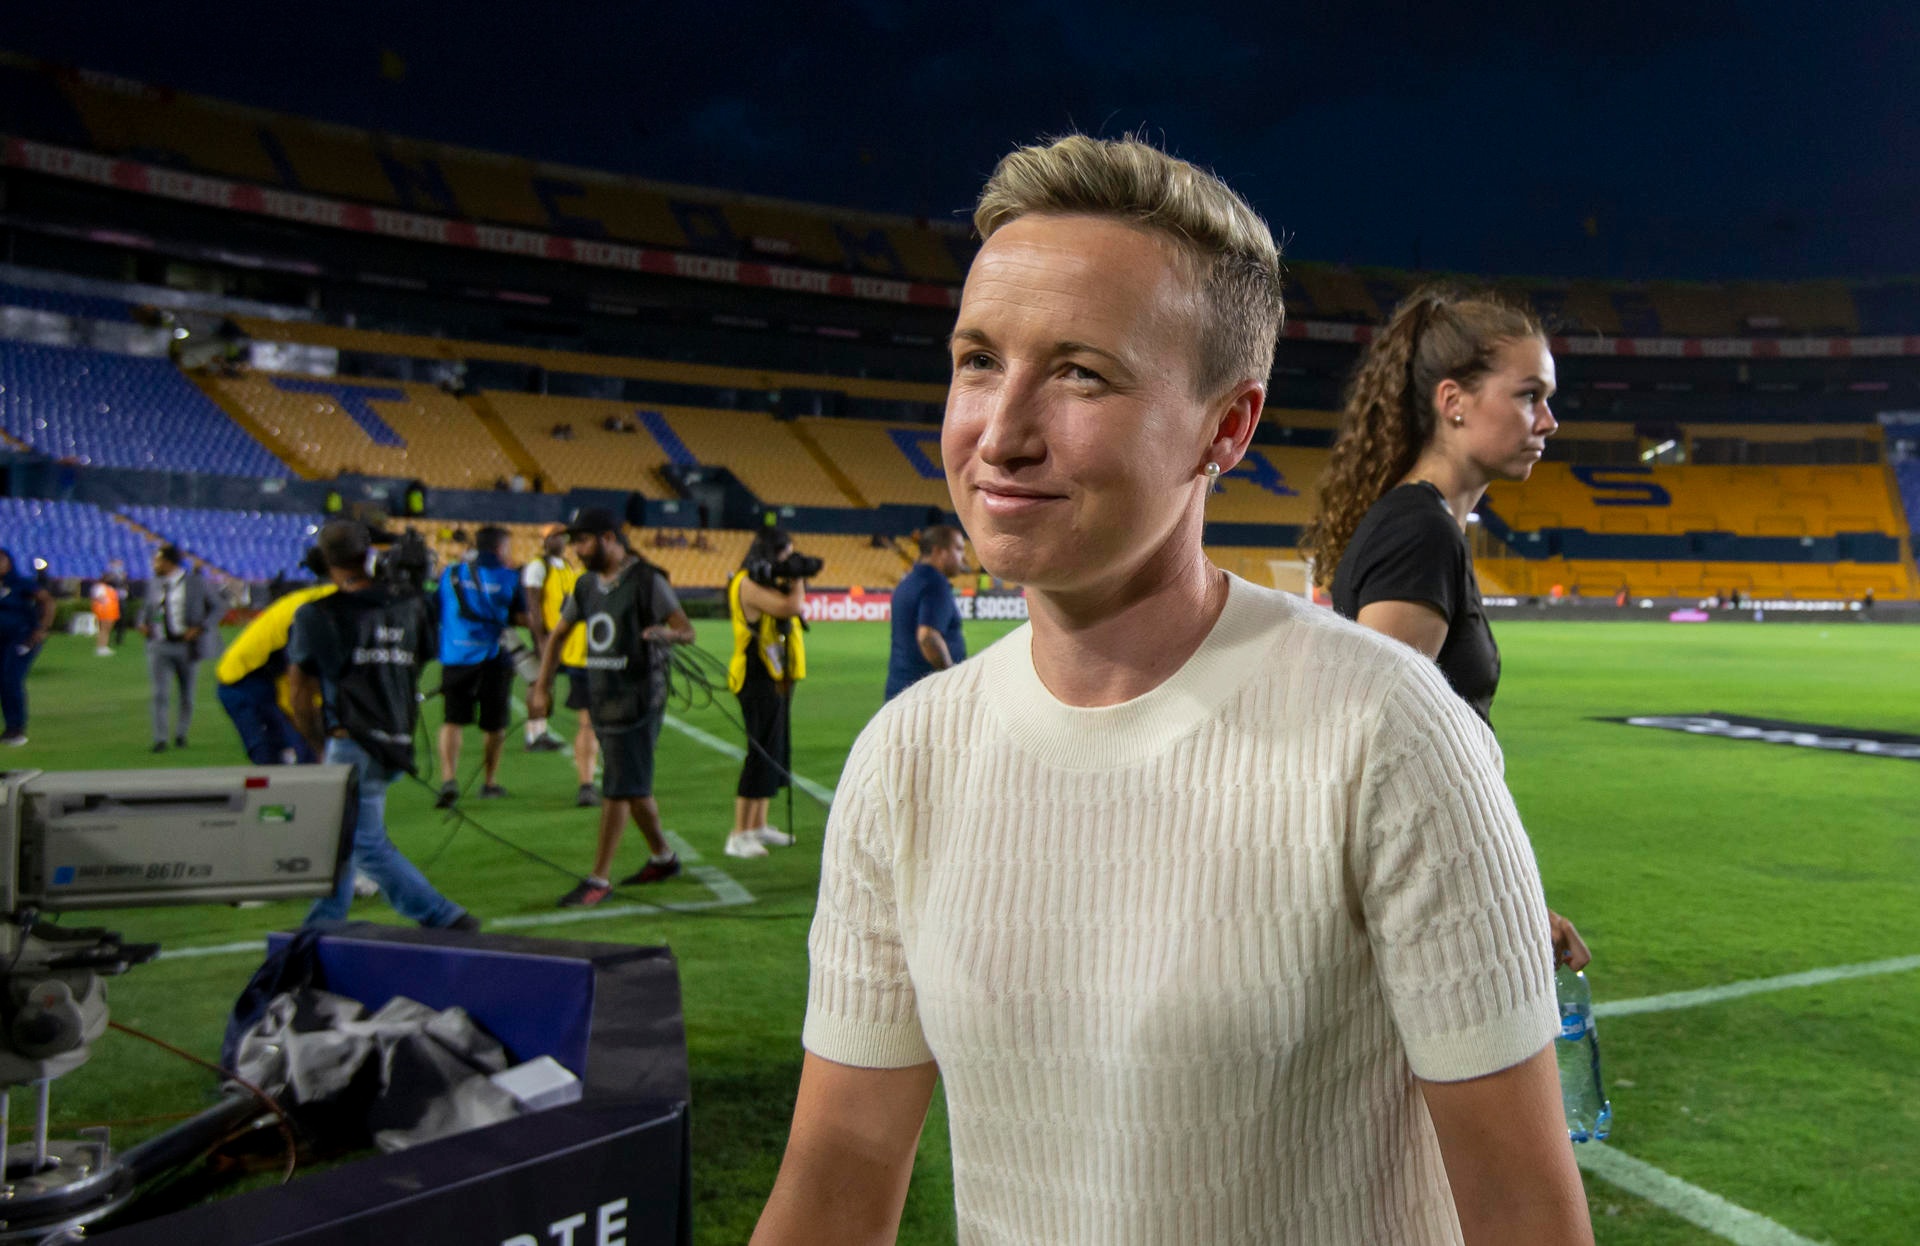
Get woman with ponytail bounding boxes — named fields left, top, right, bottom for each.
left=1305, top=286, right=1590, bottom=970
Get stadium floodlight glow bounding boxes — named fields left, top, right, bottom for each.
left=1640, top=439, right=1677, bottom=462
left=31, top=558, right=46, bottom=571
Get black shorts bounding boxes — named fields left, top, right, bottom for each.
left=442, top=657, right=512, bottom=731
left=596, top=712, right=664, bottom=800
left=563, top=666, right=590, bottom=713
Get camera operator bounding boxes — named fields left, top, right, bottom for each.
left=722, top=527, right=816, bottom=859
left=433, top=525, right=525, bottom=807
left=527, top=508, right=695, bottom=909
left=288, top=520, right=477, bottom=931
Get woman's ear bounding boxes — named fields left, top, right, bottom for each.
left=1205, top=379, right=1267, bottom=473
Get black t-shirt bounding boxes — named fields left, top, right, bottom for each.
left=1330, top=481, right=1501, bottom=724
left=288, top=585, right=437, bottom=770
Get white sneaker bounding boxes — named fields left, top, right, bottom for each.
left=724, top=832, right=769, bottom=860
left=95, top=647, right=113, bottom=657
left=353, top=873, right=381, bottom=898
left=754, top=825, right=794, bottom=847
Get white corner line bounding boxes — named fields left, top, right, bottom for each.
left=661, top=712, right=837, bottom=804
left=1576, top=1142, right=1826, bottom=1245
left=1595, top=954, right=1920, bottom=1019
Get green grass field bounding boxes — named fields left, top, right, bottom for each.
left=11, top=617, right=1919, bottom=1244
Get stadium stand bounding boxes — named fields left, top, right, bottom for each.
left=657, top=408, right=850, bottom=507
left=118, top=505, right=319, bottom=582
left=396, top=521, right=915, bottom=591
left=1203, top=448, right=1326, bottom=526
left=480, top=394, right=675, bottom=497
left=228, top=318, right=949, bottom=408
left=200, top=371, right=517, bottom=488
left=0, top=342, right=291, bottom=477
left=1482, top=462, right=1906, bottom=539
left=0, top=52, right=972, bottom=283
left=0, top=282, right=136, bottom=323
left=1896, top=461, right=1920, bottom=539
left=0, top=497, right=153, bottom=580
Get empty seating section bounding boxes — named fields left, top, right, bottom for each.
left=659, top=407, right=849, bottom=507
left=1897, top=462, right=1920, bottom=537
left=230, top=318, right=949, bottom=407
left=120, top=506, right=319, bottom=581
left=206, top=372, right=515, bottom=488
left=483, top=394, right=674, bottom=496
left=796, top=419, right=951, bottom=509
left=0, top=283, right=135, bottom=322
left=0, top=342, right=289, bottom=477
left=0, top=497, right=152, bottom=580
left=394, top=522, right=912, bottom=591
left=38, top=64, right=962, bottom=281
left=1290, top=270, right=1378, bottom=322
left=1203, top=448, right=1327, bottom=525
left=1484, top=463, right=1905, bottom=538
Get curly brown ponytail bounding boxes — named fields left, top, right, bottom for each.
left=1300, top=286, right=1542, bottom=586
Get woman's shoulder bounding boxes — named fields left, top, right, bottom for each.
left=1352, top=483, right=1460, bottom=551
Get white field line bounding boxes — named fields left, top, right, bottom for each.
left=1576, top=1144, right=1824, bottom=1246
left=514, top=693, right=837, bottom=805
left=660, top=713, right=838, bottom=805
left=156, top=837, right=756, bottom=960
left=1595, top=954, right=1920, bottom=1019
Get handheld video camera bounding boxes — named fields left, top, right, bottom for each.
left=372, top=529, right=435, bottom=598
left=745, top=550, right=824, bottom=590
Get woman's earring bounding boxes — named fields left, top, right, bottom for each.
left=1451, top=414, right=1465, bottom=426
left=1203, top=461, right=1222, bottom=484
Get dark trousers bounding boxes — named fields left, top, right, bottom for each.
left=0, top=639, right=40, bottom=735
left=736, top=677, right=791, bottom=799
left=217, top=673, right=316, bottom=765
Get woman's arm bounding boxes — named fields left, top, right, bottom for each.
left=1355, top=598, right=1449, bottom=659
left=1419, top=1048, right=1593, bottom=1245
left=753, top=1054, right=937, bottom=1246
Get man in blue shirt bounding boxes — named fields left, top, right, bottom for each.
left=435, top=526, right=525, bottom=805
left=884, top=525, right=970, bottom=701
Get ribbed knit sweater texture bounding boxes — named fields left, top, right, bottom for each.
left=804, top=576, right=1558, bottom=1244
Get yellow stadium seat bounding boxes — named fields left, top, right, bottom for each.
left=207, top=372, right=517, bottom=489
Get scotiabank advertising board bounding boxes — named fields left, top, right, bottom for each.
left=801, top=589, right=1030, bottom=623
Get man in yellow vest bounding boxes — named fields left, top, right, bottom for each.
left=522, top=523, right=599, bottom=806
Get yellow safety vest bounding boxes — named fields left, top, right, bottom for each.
left=727, top=569, right=806, bottom=693
left=540, top=556, right=588, bottom=668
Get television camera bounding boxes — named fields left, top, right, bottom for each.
left=744, top=548, right=824, bottom=591
left=0, top=766, right=354, bottom=1243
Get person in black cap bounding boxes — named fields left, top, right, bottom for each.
left=528, top=507, right=696, bottom=907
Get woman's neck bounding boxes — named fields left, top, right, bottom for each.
left=1402, top=449, right=1491, bottom=530
left=1025, top=527, right=1227, bottom=708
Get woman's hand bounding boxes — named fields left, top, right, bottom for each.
left=1548, top=910, right=1590, bottom=971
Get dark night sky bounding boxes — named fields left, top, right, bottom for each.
left=12, top=2, right=1920, bottom=281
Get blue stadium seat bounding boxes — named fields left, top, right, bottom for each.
left=119, top=505, right=319, bottom=581
left=0, top=341, right=290, bottom=478
left=0, top=497, right=154, bottom=580
left=0, top=283, right=136, bottom=323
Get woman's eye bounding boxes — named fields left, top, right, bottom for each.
left=1067, top=364, right=1104, bottom=383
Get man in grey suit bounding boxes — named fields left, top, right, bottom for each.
left=143, top=545, right=219, bottom=752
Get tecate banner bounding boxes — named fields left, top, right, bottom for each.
left=799, top=590, right=1029, bottom=623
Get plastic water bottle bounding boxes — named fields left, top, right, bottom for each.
left=1555, top=965, right=1612, bottom=1142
